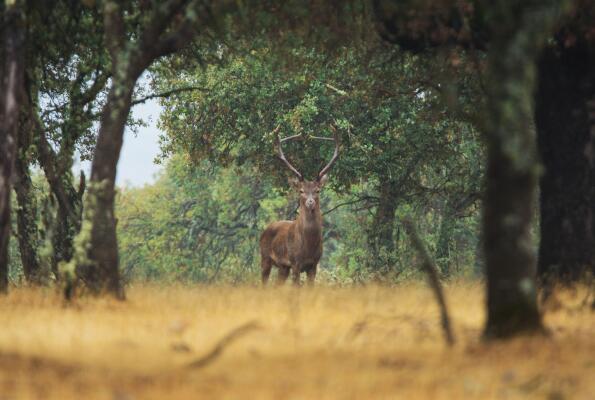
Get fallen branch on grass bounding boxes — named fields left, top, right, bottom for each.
left=186, top=321, right=261, bottom=369
left=401, top=216, right=455, bottom=346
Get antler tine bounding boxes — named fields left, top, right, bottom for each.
left=274, top=125, right=303, bottom=181
left=309, top=136, right=335, bottom=141
left=279, top=133, right=303, bottom=143
left=317, top=124, right=340, bottom=179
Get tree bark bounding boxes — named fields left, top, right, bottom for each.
left=74, top=77, right=135, bottom=298
left=535, top=42, right=595, bottom=283
left=0, top=3, right=25, bottom=293
left=482, top=1, right=560, bottom=339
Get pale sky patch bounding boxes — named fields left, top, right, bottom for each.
left=72, top=99, right=164, bottom=188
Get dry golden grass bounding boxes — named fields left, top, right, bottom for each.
left=0, top=282, right=593, bottom=399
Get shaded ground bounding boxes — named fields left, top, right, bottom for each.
left=0, top=283, right=593, bottom=399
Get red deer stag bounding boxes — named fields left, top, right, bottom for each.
left=260, top=125, right=339, bottom=286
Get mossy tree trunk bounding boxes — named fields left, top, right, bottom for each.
left=535, top=42, right=595, bottom=284
left=69, top=0, right=212, bottom=298
left=0, top=2, right=25, bottom=293
left=75, top=77, right=135, bottom=298
left=482, top=1, right=562, bottom=339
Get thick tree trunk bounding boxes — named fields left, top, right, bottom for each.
left=14, top=147, right=42, bottom=284
left=72, top=78, right=135, bottom=299
left=483, top=147, right=542, bottom=338
left=535, top=43, right=595, bottom=283
left=482, top=1, right=560, bottom=339
left=0, top=4, right=25, bottom=293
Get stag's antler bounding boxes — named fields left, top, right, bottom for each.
left=273, top=124, right=340, bottom=181
left=274, top=125, right=303, bottom=181
left=315, top=124, right=340, bottom=180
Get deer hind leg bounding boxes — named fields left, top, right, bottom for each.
left=277, top=266, right=290, bottom=285
left=306, top=265, right=317, bottom=286
left=291, top=266, right=301, bottom=286
left=261, top=257, right=272, bottom=285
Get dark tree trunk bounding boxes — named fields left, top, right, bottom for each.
left=14, top=145, right=42, bottom=284
left=481, top=1, right=560, bottom=339
left=483, top=146, right=542, bottom=338
left=368, top=180, right=398, bottom=272
left=0, top=3, right=25, bottom=293
left=535, top=43, right=595, bottom=283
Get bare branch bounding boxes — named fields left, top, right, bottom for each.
left=78, top=71, right=110, bottom=107
left=325, top=83, right=348, bottom=96
left=310, top=136, right=335, bottom=141
left=33, top=116, right=77, bottom=220
left=131, top=85, right=209, bottom=106
left=186, top=321, right=261, bottom=369
left=279, top=133, right=304, bottom=143
left=401, top=216, right=455, bottom=346
left=323, top=196, right=379, bottom=216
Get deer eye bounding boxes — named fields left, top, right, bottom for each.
left=316, top=189, right=320, bottom=193
left=299, top=189, right=305, bottom=194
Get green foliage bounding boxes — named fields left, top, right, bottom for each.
left=117, top=156, right=285, bottom=283
left=114, top=155, right=481, bottom=284
left=152, top=28, right=485, bottom=281
left=157, top=44, right=479, bottom=191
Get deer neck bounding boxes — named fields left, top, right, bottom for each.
left=296, top=206, right=322, bottom=237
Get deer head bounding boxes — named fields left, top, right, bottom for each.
left=288, top=177, right=327, bottom=214
left=273, top=125, right=339, bottom=215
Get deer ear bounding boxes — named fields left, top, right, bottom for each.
left=318, top=174, right=329, bottom=187
left=288, top=176, right=301, bottom=189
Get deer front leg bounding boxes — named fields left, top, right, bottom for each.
left=277, top=267, right=290, bottom=285
left=306, top=265, right=317, bottom=286
left=291, top=266, right=301, bottom=286
left=261, top=257, right=272, bottom=285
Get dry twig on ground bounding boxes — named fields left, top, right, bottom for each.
left=401, top=216, right=455, bottom=346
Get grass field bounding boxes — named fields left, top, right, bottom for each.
left=0, top=282, right=593, bottom=399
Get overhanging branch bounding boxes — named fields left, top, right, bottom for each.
left=323, top=195, right=379, bottom=216
left=131, top=86, right=209, bottom=106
